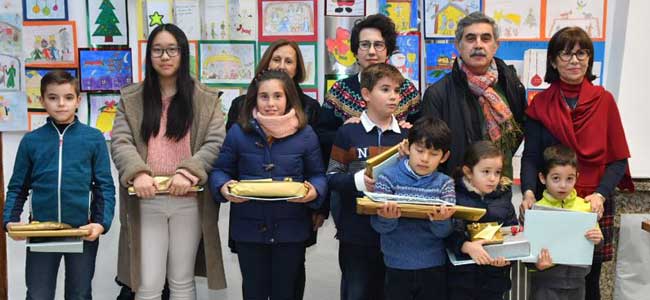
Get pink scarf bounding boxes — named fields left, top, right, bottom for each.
left=253, top=108, right=300, bottom=138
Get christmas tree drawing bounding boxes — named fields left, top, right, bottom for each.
left=92, top=0, right=122, bottom=43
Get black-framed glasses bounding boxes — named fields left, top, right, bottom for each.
left=151, top=47, right=180, bottom=58
left=558, top=49, right=590, bottom=62
left=358, top=40, right=386, bottom=51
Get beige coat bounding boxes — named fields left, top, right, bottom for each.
left=111, top=81, right=227, bottom=290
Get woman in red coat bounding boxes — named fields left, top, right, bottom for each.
left=519, top=26, right=634, bottom=300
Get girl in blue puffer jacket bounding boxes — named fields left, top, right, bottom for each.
left=209, top=70, right=327, bottom=300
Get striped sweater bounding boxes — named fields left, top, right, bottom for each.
left=371, top=158, right=455, bottom=269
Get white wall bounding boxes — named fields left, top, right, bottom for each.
left=611, top=0, right=650, bottom=178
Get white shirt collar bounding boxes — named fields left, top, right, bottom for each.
left=360, top=111, right=401, bottom=134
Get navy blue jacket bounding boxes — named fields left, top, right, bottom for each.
left=3, top=118, right=115, bottom=232
left=209, top=122, right=327, bottom=244
left=446, top=178, right=518, bottom=292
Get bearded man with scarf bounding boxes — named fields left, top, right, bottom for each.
left=419, top=12, right=526, bottom=180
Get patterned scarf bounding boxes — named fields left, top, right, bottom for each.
left=253, top=108, right=299, bottom=139
left=460, top=59, right=522, bottom=151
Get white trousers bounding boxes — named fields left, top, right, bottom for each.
left=136, top=195, right=202, bottom=300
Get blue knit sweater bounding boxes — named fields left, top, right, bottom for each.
left=371, top=158, right=455, bottom=270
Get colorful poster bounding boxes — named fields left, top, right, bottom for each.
left=325, top=0, right=364, bottom=17
left=203, top=0, right=257, bottom=40
left=379, top=0, right=419, bottom=32
left=545, top=0, right=606, bottom=40
left=391, top=33, right=420, bottom=89
left=199, top=41, right=256, bottom=86
left=0, top=92, right=28, bottom=131
left=88, top=93, right=119, bottom=140
left=324, top=16, right=361, bottom=75
left=173, top=0, right=201, bottom=40
left=0, top=54, right=21, bottom=91
left=23, top=21, right=78, bottom=68
left=484, top=0, right=542, bottom=40
left=423, top=0, right=481, bottom=38
left=425, top=42, right=458, bottom=87
left=23, top=0, right=69, bottom=21
left=28, top=111, right=49, bottom=131
left=0, top=11, right=22, bottom=56
left=25, top=68, right=77, bottom=110
left=79, top=48, right=133, bottom=92
left=259, top=0, right=317, bottom=42
left=87, top=0, right=129, bottom=46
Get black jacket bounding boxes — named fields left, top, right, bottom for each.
left=419, top=58, right=527, bottom=176
left=225, top=85, right=320, bottom=131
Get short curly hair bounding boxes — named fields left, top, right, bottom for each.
left=350, top=14, right=397, bottom=56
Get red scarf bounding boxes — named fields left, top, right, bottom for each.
left=527, top=78, right=634, bottom=196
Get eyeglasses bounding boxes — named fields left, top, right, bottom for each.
left=151, top=47, right=180, bottom=58
left=557, top=49, right=590, bottom=62
left=358, top=40, right=386, bottom=52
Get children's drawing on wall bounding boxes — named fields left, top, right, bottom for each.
left=0, top=91, right=28, bottom=131
left=0, top=12, right=22, bottom=56
left=28, top=111, right=49, bottom=131
left=79, top=48, right=132, bottom=92
left=425, top=42, right=458, bottom=87
left=261, top=1, right=315, bottom=38
left=173, top=0, right=201, bottom=40
left=391, top=33, right=420, bottom=89
left=326, top=0, right=364, bottom=17
left=199, top=41, right=255, bottom=86
left=522, top=48, right=549, bottom=89
left=379, top=0, right=418, bottom=32
left=145, top=0, right=173, bottom=36
left=203, top=0, right=228, bottom=40
left=23, top=21, right=77, bottom=68
left=0, top=54, right=20, bottom=91
left=545, top=0, right=605, bottom=40
left=25, top=68, right=76, bottom=109
left=217, top=88, right=241, bottom=122
left=87, top=0, right=129, bottom=46
left=88, top=93, right=119, bottom=140
left=23, top=0, right=68, bottom=21
left=484, top=0, right=541, bottom=40
left=229, top=0, right=256, bottom=40
left=424, top=0, right=480, bottom=38
left=324, top=16, right=361, bottom=75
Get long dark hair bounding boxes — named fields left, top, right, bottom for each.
left=141, top=24, right=194, bottom=142
left=238, top=70, right=306, bottom=132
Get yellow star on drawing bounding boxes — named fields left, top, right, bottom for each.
left=149, top=11, right=164, bottom=27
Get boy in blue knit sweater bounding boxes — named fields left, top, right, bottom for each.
left=371, top=117, right=456, bottom=300
left=3, top=71, right=115, bottom=299
left=327, top=63, right=409, bottom=300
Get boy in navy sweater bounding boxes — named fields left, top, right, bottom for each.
left=3, top=71, right=115, bottom=299
left=327, top=63, right=408, bottom=300
left=371, top=117, right=456, bottom=300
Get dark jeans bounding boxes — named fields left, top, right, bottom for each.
left=385, top=266, right=446, bottom=300
left=338, top=241, right=385, bottom=300
left=25, top=240, right=98, bottom=300
left=237, top=241, right=305, bottom=300
left=585, top=261, right=602, bottom=300
left=448, top=288, right=506, bottom=300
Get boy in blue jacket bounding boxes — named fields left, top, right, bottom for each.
left=371, top=117, right=457, bottom=300
left=327, top=63, right=409, bottom=300
left=3, top=70, right=115, bottom=299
